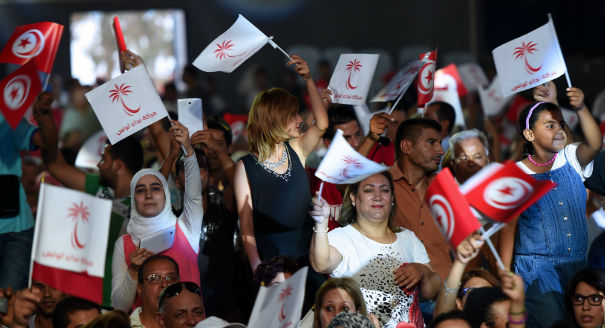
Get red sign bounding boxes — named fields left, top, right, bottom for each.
left=0, top=22, right=63, bottom=73
left=0, top=61, right=42, bottom=129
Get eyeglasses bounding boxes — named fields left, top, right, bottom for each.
left=158, top=282, right=201, bottom=309
left=145, top=273, right=179, bottom=285
left=454, top=153, right=486, bottom=163
left=572, top=294, right=604, bottom=306
left=458, top=287, right=476, bottom=299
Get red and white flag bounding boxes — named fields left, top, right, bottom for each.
left=315, top=129, right=389, bottom=184
left=30, top=183, right=112, bottom=304
left=371, top=60, right=423, bottom=102
left=0, top=61, right=41, bottom=129
left=248, top=267, right=308, bottom=328
left=478, top=75, right=513, bottom=117
left=0, top=22, right=63, bottom=74
left=328, top=54, right=379, bottom=106
left=492, top=17, right=566, bottom=98
left=416, top=49, right=438, bottom=108
left=193, top=15, right=270, bottom=73
left=458, top=63, right=489, bottom=92
left=430, top=64, right=466, bottom=128
left=85, top=65, right=168, bottom=144
left=425, top=168, right=481, bottom=249
left=460, top=161, right=556, bottom=223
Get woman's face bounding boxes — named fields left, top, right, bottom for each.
left=134, top=174, right=166, bottom=218
left=572, top=282, right=605, bottom=328
left=285, top=113, right=303, bottom=138
left=319, top=288, right=357, bottom=328
left=350, top=174, right=394, bottom=223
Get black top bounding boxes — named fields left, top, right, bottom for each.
left=241, top=141, right=313, bottom=260
left=585, top=150, right=605, bottom=196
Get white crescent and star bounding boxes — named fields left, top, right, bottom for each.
left=418, top=61, right=435, bottom=94
left=11, top=29, right=45, bottom=59
left=3, top=75, right=31, bottom=110
left=429, top=194, right=454, bottom=240
left=483, top=177, right=533, bottom=210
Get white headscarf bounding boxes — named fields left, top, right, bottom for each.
left=127, top=168, right=177, bottom=241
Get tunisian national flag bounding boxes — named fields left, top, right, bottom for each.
left=425, top=168, right=481, bottom=249
left=0, top=61, right=41, bottom=129
left=416, top=49, right=437, bottom=107
left=461, top=161, right=555, bottom=223
left=0, top=22, right=64, bottom=73
left=30, top=183, right=112, bottom=304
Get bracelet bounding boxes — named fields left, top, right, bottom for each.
left=443, top=281, right=460, bottom=294
left=509, top=308, right=526, bottom=315
left=313, top=225, right=329, bottom=233
left=507, top=310, right=528, bottom=325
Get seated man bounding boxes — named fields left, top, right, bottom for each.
left=158, top=282, right=205, bottom=328
left=131, top=255, right=180, bottom=328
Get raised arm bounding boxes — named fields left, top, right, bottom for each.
left=169, top=120, right=202, bottom=252
left=567, top=87, right=602, bottom=167
left=33, top=92, right=87, bottom=191
left=433, top=234, right=484, bottom=316
left=289, top=55, right=328, bottom=159
left=357, top=112, right=393, bottom=157
left=309, top=195, right=343, bottom=274
left=235, top=160, right=262, bottom=271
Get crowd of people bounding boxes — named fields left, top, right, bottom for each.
left=0, top=44, right=604, bottom=328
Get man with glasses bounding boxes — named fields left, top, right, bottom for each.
left=447, top=129, right=490, bottom=185
left=131, top=255, right=180, bottom=328
left=157, top=282, right=205, bottom=328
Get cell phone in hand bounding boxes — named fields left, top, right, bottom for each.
left=0, top=297, right=7, bottom=314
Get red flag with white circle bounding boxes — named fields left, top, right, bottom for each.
left=425, top=168, right=481, bottom=249
left=0, top=22, right=64, bottom=73
left=0, top=61, right=41, bottom=129
left=461, top=161, right=556, bottom=222
left=416, top=49, right=438, bottom=107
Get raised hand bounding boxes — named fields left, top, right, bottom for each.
left=533, top=81, right=557, bottom=104
left=169, top=120, right=193, bottom=156
left=368, top=112, right=394, bottom=141
left=320, top=88, right=333, bottom=110
left=288, top=55, right=311, bottom=81
left=566, top=87, right=586, bottom=110
left=309, top=195, right=330, bottom=224
left=119, top=50, right=145, bottom=72
left=456, top=233, right=484, bottom=264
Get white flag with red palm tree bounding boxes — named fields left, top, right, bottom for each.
left=248, top=267, right=308, bottom=328
left=328, top=54, right=379, bottom=106
left=315, top=129, right=389, bottom=185
left=193, top=15, right=271, bottom=73
left=30, top=183, right=112, bottom=304
left=85, top=65, right=168, bottom=144
left=492, top=15, right=568, bottom=98
left=371, top=60, right=423, bottom=103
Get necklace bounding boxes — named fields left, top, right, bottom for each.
left=354, top=222, right=394, bottom=244
left=262, top=145, right=287, bottom=170
left=528, top=153, right=557, bottom=167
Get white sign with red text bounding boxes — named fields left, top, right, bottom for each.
left=430, top=68, right=465, bottom=127
left=478, top=75, right=513, bottom=117
left=75, top=131, right=107, bottom=170
left=248, top=267, right=308, bottom=328
left=492, top=17, right=566, bottom=98
left=85, top=65, right=168, bottom=144
left=328, top=54, right=379, bottom=106
left=371, top=60, right=423, bottom=103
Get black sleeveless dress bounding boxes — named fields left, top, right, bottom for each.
left=241, top=141, right=313, bottom=262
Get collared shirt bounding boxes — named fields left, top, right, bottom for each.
left=130, top=307, right=145, bottom=328
left=388, top=165, right=452, bottom=280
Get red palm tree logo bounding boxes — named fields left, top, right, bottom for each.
left=341, top=155, right=364, bottom=179
left=345, top=59, right=362, bottom=90
left=109, top=83, right=141, bottom=116
left=214, top=40, right=235, bottom=60
left=67, top=201, right=90, bottom=249
left=514, top=41, right=542, bottom=74
left=278, top=285, right=293, bottom=322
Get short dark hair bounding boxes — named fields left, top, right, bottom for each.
left=206, top=115, right=233, bottom=146
left=565, top=268, right=605, bottom=317
left=137, top=254, right=180, bottom=284
left=323, top=105, right=359, bottom=141
left=429, top=101, right=456, bottom=134
left=175, top=148, right=209, bottom=177
left=253, top=255, right=299, bottom=288
left=429, top=310, right=470, bottom=328
left=52, top=297, right=100, bottom=328
left=107, top=136, right=143, bottom=175
left=395, top=118, right=442, bottom=158
left=462, top=287, right=510, bottom=328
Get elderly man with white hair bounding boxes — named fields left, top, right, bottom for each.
left=446, top=129, right=491, bottom=184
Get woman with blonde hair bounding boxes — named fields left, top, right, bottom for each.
left=234, top=54, right=329, bottom=271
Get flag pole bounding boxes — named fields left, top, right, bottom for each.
left=548, top=13, right=572, bottom=88
left=479, top=226, right=506, bottom=271
left=268, top=37, right=293, bottom=61
left=43, top=72, right=51, bottom=91
left=387, top=90, right=406, bottom=115
left=317, top=181, right=325, bottom=202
